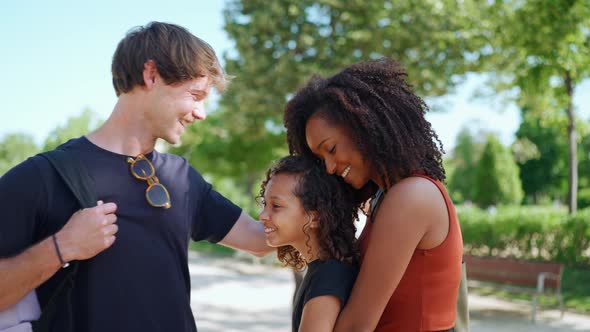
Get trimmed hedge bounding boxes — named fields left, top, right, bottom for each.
left=458, top=206, right=590, bottom=267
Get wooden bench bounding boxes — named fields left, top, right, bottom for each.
left=464, top=255, right=564, bottom=323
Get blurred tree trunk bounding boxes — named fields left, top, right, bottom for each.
left=565, top=70, right=577, bottom=214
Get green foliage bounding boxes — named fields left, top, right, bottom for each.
left=0, top=109, right=103, bottom=177
left=561, top=266, right=590, bottom=313
left=447, top=127, right=485, bottom=203
left=43, top=108, right=102, bottom=151
left=219, top=0, right=486, bottom=195
left=0, top=133, right=39, bottom=176
left=480, top=0, right=590, bottom=92
left=473, top=135, right=523, bottom=207
left=553, top=210, right=590, bottom=266
left=458, top=206, right=590, bottom=267
left=477, top=0, right=590, bottom=213
left=579, top=130, right=590, bottom=191
left=514, top=109, right=590, bottom=205
left=579, top=188, right=590, bottom=210
left=515, top=109, right=569, bottom=203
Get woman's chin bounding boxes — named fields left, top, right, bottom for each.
left=348, top=179, right=364, bottom=190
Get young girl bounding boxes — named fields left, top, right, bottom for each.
left=258, top=155, right=360, bottom=332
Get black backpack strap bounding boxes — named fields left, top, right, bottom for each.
left=39, top=149, right=97, bottom=208
left=32, top=149, right=96, bottom=332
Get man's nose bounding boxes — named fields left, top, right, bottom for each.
left=193, top=102, right=207, bottom=120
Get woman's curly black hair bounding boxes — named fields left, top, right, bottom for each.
left=284, top=58, right=445, bottom=195
left=259, top=155, right=361, bottom=271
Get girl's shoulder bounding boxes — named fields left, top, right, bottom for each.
left=308, top=259, right=359, bottom=282
left=303, top=260, right=358, bottom=301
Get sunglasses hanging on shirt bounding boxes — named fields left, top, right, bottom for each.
left=127, top=154, right=171, bottom=209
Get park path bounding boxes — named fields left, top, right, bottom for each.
left=189, top=252, right=590, bottom=332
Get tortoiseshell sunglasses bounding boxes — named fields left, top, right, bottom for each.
left=127, top=154, right=171, bottom=209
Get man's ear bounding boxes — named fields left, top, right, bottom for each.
left=142, top=60, right=158, bottom=88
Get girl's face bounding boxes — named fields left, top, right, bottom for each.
left=259, top=173, right=311, bottom=248
left=305, top=114, right=375, bottom=189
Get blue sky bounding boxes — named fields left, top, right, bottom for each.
left=1, top=0, right=589, bottom=152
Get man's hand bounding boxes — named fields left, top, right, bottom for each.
left=55, top=200, right=118, bottom=262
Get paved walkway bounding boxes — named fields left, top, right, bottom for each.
left=189, top=252, right=590, bottom=332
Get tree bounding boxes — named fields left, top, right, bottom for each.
left=579, top=127, right=590, bottom=190
left=219, top=0, right=485, bottom=191
left=473, top=135, right=523, bottom=207
left=0, top=133, right=39, bottom=176
left=514, top=108, right=569, bottom=203
left=447, top=126, right=485, bottom=203
left=43, top=108, right=102, bottom=152
left=478, top=0, right=590, bottom=213
left=578, top=129, right=590, bottom=209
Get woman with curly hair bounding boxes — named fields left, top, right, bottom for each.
left=258, top=155, right=360, bottom=332
left=284, top=58, right=463, bottom=332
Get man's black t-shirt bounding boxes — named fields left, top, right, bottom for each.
left=0, top=137, right=242, bottom=332
left=292, top=259, right=358, bottom=332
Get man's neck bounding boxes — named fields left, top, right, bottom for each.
left=86, top=97, right=157, bottom=156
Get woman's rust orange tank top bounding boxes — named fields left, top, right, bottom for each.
left=358, top=175, right=463, bottom=331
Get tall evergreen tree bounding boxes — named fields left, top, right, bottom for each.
left=448, top=127, right=484, bottom=203
left=473, top=135, right=524, bottom=207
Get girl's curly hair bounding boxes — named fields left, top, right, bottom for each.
left=284, top=58, right=445, bottom=196
left=259, top=155, right=360, bottom=271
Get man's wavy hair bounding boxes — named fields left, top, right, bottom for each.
left=259, top=155, right=360, bottom=271
left=111, top=21, right=228, bottom=96
left=284, top=58, right=445, bottom=199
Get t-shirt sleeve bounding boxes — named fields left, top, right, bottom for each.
left=0, top=157, right=48, bottom=257
left=303, top=261, right=358, bottom=308
left=189, top=169, right=242, bottom=243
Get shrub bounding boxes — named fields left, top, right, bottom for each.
left=458, top=206, right=590, bottom=267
